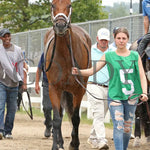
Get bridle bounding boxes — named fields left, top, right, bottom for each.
left=51, top=5, right=72, bottom=36
left=51, top=7, right=72, bottom=25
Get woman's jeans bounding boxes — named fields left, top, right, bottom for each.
left=0, top=83, right=18, bottom=135
left=108, top=97, right=137, bottom=150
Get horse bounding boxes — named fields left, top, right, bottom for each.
left=44, top=0, right=91, bottom=149
left=129, top=33, right=150, bottom=147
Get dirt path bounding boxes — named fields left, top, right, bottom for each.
left=0, top=113, right=150, bottom=150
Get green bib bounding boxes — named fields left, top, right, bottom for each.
left=105, top=50, right=142, bottom=100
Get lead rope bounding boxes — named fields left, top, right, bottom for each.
left=68, top=31, right=122, bottom=102
left=69, top=33, right=149, bottom=104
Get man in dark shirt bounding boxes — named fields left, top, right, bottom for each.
left=35, top=52, right=53, bottom=138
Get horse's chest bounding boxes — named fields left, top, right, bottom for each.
left=48, top=61, right=74, bottom=86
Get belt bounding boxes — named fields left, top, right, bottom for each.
left=88, top=82, right=108, bottom=88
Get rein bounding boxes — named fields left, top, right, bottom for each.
left=72, top=58, right=149, bottom=105
left=45, top=36, right=55, bottom=72
left=45, top=29, right=90, bottom=72
left=21, top=90, right=33, bottom=120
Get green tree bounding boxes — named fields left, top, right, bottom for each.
left=0, top=0, right=108, bottom=33
left=0, top=0, right=51, bottom=33
left=71, top=0, right=108, bottom=23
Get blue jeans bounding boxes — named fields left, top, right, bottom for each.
left=108, top=97, right=137, bottom=150
left=0, top=83, right=18, bottom=135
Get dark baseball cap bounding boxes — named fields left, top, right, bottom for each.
left=113, top=27, right=119, bottom=34
left=0, top=28, right=11, bottom=37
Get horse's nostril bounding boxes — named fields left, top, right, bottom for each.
left=56, top=23, right=59, bottom=27
left=56, top=22, right=66, bottom=28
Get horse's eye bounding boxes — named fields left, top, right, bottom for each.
left=68, top=4, right=72, bottom=8
left=51, top=4, right=55, bottom=9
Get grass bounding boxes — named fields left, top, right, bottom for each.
left=17, top=107, right=113, bottom=129
left=17, top=107, right=44, bottom=118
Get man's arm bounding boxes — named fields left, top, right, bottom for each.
left=35, top=67, right=42, bottom=94
left=144, top=16, right=149, bottom=34
left=22, top=62, right=28, bottom=90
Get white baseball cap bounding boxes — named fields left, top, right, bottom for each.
left=97, top=28, right=110, bottom=41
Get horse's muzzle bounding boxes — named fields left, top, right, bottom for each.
left=53, top=17, right=69, bottom=36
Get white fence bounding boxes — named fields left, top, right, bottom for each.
left=22, top=67, right=43, bottom=112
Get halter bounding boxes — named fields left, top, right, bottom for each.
left=51, top=7, right=72, bottom=34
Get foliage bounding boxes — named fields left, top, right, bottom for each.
left=71, top=0, right=108, bottom=23
left=0, top=0, right=108, bottom=33
left=0, top=0, right=52, bottom=33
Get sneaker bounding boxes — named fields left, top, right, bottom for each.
left=130, top=134, right=135, bottom=139
left=97, top=141, right=109, bottom=150
left=44, top=127, right=51, bottom=138
left=4, top=134, right=13, bottom=139
left=146, top=136, right=150, bottom=143
left=133, top=136, right=140, bottom=147
left=87, top=138, right=98, bottom=149
left=0, top=132, right=3, bottom=140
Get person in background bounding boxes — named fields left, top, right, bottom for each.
left=142, top=0, right=150, bottom=34
left=0, top=28, right=26, bottom=140
left=86, top=28, right=110, bottom=150
left=72, top=27, right=148, bottom=150
left=35, top=52, right=53, bottom=138
left=109, top=27, right=131, bottom=50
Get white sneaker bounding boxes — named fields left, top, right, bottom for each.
left=87, top=138, right=98, bottom=149
left=0, top=132, right=3, bottom=140
left=4, top=134, right=13, bottom=139
left=130, top=134, right=135, bottom=139
left=133, top=136, right=140, bottom=147
left=97, top=141, right=109, bottom=150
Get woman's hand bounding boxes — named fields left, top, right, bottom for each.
left=72, top=67, right=79, bottom=75
left=140, top=93, right=148, bottom=101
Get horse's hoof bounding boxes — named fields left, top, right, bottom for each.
left=69, top=144, right=78, bottom=150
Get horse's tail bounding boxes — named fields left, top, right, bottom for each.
left=61, top=91, right=73, bottom=120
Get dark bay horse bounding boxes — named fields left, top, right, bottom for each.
left=44, top=0, right=91, bottom=149
left=129, top=34, right=150, bottom=147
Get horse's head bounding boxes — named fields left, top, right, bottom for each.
left=51, top=0, right=72, bottom=36
left=129, top=40, right=138, bottom=51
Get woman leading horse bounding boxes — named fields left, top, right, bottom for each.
left=44, top=0, right=91, bottom=150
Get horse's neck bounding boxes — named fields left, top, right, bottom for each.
left=55, top=31, right=70, bottom=47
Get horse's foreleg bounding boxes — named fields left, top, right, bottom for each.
left=52, top=108, right=64, bottom=150
left=57, top=107, right=64, bottom=149
left=69, top=107, right=80, bottom=150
